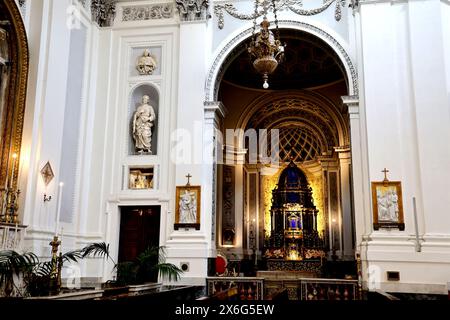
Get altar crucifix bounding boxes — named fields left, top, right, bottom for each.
left=382, top=168, right=390, bottom=183
left=185, top=173, right=192, bottom=187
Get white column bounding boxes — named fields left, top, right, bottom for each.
left=342, top=97, right=369, bottom=248
left=203, top=102, right=226, bottom=257
left=337, top=148, right=354, bottom=259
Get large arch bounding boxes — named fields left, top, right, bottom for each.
left=205, top=20, right=358, bottom=102
left=208, top=19, right=364, bottom=270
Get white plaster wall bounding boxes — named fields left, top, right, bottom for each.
left=442, top=2, right=450, bottom=107
left=19, top=1, right=104, bottom=280
left=21, top=0, right=79, bottom=255
left=359, top=0, right=450, bottom=293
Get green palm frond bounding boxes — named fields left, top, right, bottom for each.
left=33, top=261, right=53, bottom=277
left=81, top=242, right=115, bottom=264
left=0, top=250, right=38, bottom=273
left=0, top=250, right=39, bottom=293
left=154, top=263, right=183, bottom=282
left=62, top=250, right=84, bottom=263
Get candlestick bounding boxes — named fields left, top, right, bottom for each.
left=412, top=197, right=421, bottom=253
left=10, top=153, right=17, bottom=189
left=55, top=182, right=64, bottom=236
left=13, top=222, right=18, bottom=248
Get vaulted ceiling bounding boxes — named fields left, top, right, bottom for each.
left=222, top=29, right=346, bottom=90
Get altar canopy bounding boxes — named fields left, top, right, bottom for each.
left=265, top=160, right=325, bottom=263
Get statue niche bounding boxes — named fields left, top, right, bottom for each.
left=264, top=160, right=325, bottom=271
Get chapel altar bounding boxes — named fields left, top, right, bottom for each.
left=264, top=160, right=326, bottom=276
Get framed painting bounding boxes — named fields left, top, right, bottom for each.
left=174, top=186, right=201, bottom=230
left=371, top=181, right=405, bottom=231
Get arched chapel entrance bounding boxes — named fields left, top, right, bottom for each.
left=206, top=24, right=362, bottom=278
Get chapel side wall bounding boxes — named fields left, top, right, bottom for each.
left=359, top=0, right=450, bottom=294
left=91, top=5, right=181, bottom=282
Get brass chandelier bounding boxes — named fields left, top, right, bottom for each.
left=248, top=0, right=285, bottom=89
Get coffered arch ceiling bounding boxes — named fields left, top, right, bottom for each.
left=219, top=29, right=350, bottom=163
left=237, top=90, right=350, bottom=162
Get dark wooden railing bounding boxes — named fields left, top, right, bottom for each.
left=207, top=277, right=264, bottom=300
left=299, top=278, right=361, bottom=300
left=207, top=277, right=361, bottom=301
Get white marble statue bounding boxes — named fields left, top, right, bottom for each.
left=136, top=49, right=157, bottom=75
left=377, top=188, right=399, bottom=222
left=377, top=191, right=390, bottom=221
left=132, top=95, right=156, bottom=154
left=387, top=189, right=399, bottom=221
left=179, top=190, right=197, bottom=224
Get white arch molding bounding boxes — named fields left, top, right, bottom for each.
left=205, top=19, right=359, bottom=102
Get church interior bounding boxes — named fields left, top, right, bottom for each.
left=1, top=0, right=450, bottom=303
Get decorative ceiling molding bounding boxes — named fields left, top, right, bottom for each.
left=122, top=3, right=174, bottom=21
left=176, top=0, right=210, bottom=22
left=91, top=0, right=117, bottom=27
left=214, top=0, right=347, bottom=29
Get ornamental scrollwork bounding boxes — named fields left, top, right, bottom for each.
left=91, top=0, right=117, bottom=27
left=176, top=0, right=210, bottom=22
left=214, top=0, right=347, bottom=29
left=122, top=4, right=174, bottom=21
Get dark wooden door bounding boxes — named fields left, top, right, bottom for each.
left=118, top=206, right=161, bottom=263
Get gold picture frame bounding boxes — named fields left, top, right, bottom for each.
left=174, top=186, right=201, bottom=230
left=0, top=0, right=29, bottom=192
left=371, top=181, right=405, bottom=231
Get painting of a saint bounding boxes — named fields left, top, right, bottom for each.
left=372, top=181, right=404, bottom=230
left=175, top=186, right=201, bottom=230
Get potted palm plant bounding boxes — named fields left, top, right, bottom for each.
left=115, top=246, right=183, bottom=288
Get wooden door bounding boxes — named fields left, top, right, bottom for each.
left=118, top=206, right=161, bottom=263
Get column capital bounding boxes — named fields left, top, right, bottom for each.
left=342, top=95, right=360, bottom=117
left=335, top=145, right=352, bottom=160
left=334, top=146, right=351, bottom=160
left=204, top=101, right=227, bottom=120
left=176, top=0, right=210, bottom=22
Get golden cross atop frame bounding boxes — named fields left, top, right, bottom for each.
left=382, top=168, right=390, bottom=182
left=186, top=173, right=192, bottom=187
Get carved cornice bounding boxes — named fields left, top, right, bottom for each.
left=91, top=0, right=117, bottom=27
left=204, top=101, right=228, bottom=119
left=122, top=3, right=174, bottom=21
left=176, top=0, right=210, bottom=22
left=214, top=0, right=347, bottom=29
left=349, top=0, right=359, bottom=15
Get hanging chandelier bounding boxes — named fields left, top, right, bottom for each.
left=248, top=0, right=285, bottom=89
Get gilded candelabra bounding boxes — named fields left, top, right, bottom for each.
left=49, top=235, right=62, bottom=295
left=247, top=0, right=285, bottom=89
left=0, top=187, right=20, bottom=224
